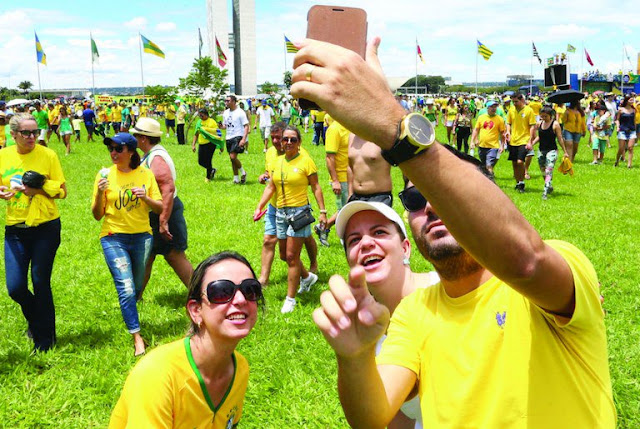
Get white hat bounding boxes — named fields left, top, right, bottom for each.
left=335, top=201, right=407, bottom=242
left=131, top=117, right=163, bottom=137
left=426, top=98, right=434, bottom=104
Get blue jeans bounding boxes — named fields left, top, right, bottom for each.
left=5, top=218, right=61, bottom=351
left=100, top=233, right=152, bottom=333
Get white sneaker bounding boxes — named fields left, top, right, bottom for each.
left=166, top=133, right=169, bottom=138
left=298, top=272, right=318, bottom=294
left=281, top=297, right=296, bottom=313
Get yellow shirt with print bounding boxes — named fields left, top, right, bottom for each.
left=0, top=145, right=65, bottom=226
left=165, top=105, right=176, bottom=120
left=325, top=121, right=349, bottom=182
left=563, top=109, right=586, bottom=134
left=92, top=165, right=161, bottom=238
left=475, top=113, right=505, bottom=149
left=197, top=117, right=220, bottom=145
left=507, top=105, right=536, bottom=146
left=378, top=240, right=616, bottom=429
left=272, top=152, right=317, bottom=208
left=109, top=337, right=248, bottom=429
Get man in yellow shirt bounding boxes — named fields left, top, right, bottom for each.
left=304, top=39, right=615, bottom=429
left=506, top=92, right=536, bottom=193
left=165, top=102, right=177, bottom=138
left=471, top=100, right=505, bottom=175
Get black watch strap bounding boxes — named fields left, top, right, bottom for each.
left=381, top=138, right=423, bottom=166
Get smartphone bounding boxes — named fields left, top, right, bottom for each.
left=298, top=5, right=368, bottom=110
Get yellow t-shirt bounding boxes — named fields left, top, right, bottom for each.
left=311, top=110, right=326, bottom=123
left=48, top=106, right=60, bottom=125
left=562, top=109, right=586, bottom=134
left=528, top=101, right=542, bottom=115
left=272, top=153, right=317, bottom=208
left=0, top=124, right=5, bottom=147
left=377, top=240, right=616, bottom=429
left=0, top=145, right=65, bottom=226
left=325, top=121, right=349, bottom=182
left=112, top=106, right=123, bottom=122
left=507, top=105, right=536, bottom=146
left=445, top=105, right=458, bottom=121
left=555, top=105, right=567, bottom=124
left=475, top=114, right=505, bottom=148
left=165, top=105, right=176, bottom=120
left=92, top=165, right=161, bottom=238
left=324, top=113, right=333, bottom=128
left=140, top=105, right=148, bottom=117
left=197, top=118, right=220, bottom=145
left=109, top=337, right=248, bottom=429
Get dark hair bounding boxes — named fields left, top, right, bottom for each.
left=540, top=105, right=555, bottom=118
left=283, top=125, right=302, bottom=142
left=271, top=121, right=287, bottom=134
left=198, top=108, right=209, bottom=116
left=569, top=100, right=585, bottom=116
left=128, top=147, right=141, bottom=169
left=511, top=92, right=524, bottom=100
left=186, top=251, right=262, bottom=334
left=620, top=95, right=635, bottom=110
left=228, top=94, right=237, bottom=102
left=596, top=103, right=607, bottom=112
left=147, top=135, right=161, bottom=146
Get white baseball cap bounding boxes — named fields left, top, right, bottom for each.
left=335, top=201, right=407, bottom=242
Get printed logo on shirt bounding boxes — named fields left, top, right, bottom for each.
left=482, top=120, right=495, bottom=130
left=496, top=311, right=506, bottom=329
left=114, top=184, right=145, bottom=212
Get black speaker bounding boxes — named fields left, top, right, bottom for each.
left=544, top=65, right=568, bottom=87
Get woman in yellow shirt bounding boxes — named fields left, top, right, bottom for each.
left=91, top=133, right=162, bottom=356
left=444, top=97, right=458, bottom=144
left=561, top=101, right=586, bottom=162
left=255, top=126, right=327, bottom=313
left=0, top=113, right=67, bottom=352
left=109, top=251, right=261, bottom=428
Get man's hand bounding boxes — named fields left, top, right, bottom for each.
left=0, top=186, right=15, bottom=200
left=159, top=221, right=173, bottom=241
left=239, top=138, right=246, bottom=148
left=191, top=143, right=196, bottom=153
left=313, top=267, right=390, bottom=358
left=331, top=180, right=342, bottom=195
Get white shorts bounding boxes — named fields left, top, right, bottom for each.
left=446, top=120, right=454, bottom=127
left=260, top=126, right=271, bottom=139
left=38, top=129, right=47, bottom=141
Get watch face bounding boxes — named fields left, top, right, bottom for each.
left=407, top=114, right=435, bottom=146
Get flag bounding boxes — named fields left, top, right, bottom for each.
left=35, top=32, right=47, bottom=65
left=215, top=36, right=227, bottom=68
left=585, top=48, right=594, bottom=66
left=198, top=28, right=203, bottom=58
left=532, top=42, right=541, bottom=64
left=623, top=44, right=632, bottom=65
left=140, top=34, right=165, bottom=59
left=417, top=41, right=425, bottom=64
left=285, top=35, right=298, bottom=53
left=477, top=40, right=493, bottom=60
left=567, top=44, right=576, bottom=53
left=91, top=34, right=99, bottom=63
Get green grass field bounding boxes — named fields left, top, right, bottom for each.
left=0, top=118, right=638, bottom=428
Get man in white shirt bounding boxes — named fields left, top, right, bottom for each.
left=257, top=100, right=275, bottom=152
left=222, top=95, right=249, bottom=184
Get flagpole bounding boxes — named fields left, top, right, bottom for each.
left=475, top=46, right=478, bottom=95
left=91, top=33, right=96, bottom=100
left=36, top=61, right=42, bottom=100
left=620, top=43, right=624, bottom=95
left=415, top=38, right=418, bottom=97
left=283, top=34, right=287, bottom=78
left=138, top=32, right=145, bottom=96
left=198, top=28, right=202, bottom=59
left=580, top=41, right=584, bottom=93
left=530, top=55, right=533, bottom=95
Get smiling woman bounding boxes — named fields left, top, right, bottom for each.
left=108, top=251, right=262, bottom=429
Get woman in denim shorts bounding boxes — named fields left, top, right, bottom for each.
left=614, top=95, right=637, bottom=168
left=255, top=125, right=327, bottom=313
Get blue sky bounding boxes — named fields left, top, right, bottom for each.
left=1, top=0, right=638, bottom=92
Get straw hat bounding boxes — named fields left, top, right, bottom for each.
left=131, top=117, right=163, bottom=137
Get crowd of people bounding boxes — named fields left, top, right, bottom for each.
left=0, top=41, right=629, bottom=427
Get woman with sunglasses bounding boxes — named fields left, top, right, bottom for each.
left=109, top=251, right=261, bottom=428
left=255, top=125, right=327, bottom=313
left=92, top=133, right=162, bottom=357
left=333, top=201, right=439, bottom=429
left=0, top=113, right=67, bottom=352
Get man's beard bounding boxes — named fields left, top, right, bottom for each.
left=414, top=230, right=483, bottom=281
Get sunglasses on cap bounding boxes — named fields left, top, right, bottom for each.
left=202, top=279, right=263, bottom=304
left=398, top=185, right=427, bottom=212
left=107, top=145, right=125, bottom=153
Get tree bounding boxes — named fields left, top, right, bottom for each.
left=401, top=75, right=446, bottom=93
left=259, top=81, right=280, bottom=95
left=283, top=71, right=292, bottom=90
left=178, top=56, right=229, bottom=106
left=145, top=85, right=177, bottom=106
left=18, top=81, right=33, bottom=95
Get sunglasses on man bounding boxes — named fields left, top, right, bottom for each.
left=202, top=279, right=263, bottom=304
left=398, top=185, right=428, bottom=212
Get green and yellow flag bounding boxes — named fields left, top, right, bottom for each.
left=140, top=34, right=165, bottom=59
left=477, top=40, right=493, bottom=61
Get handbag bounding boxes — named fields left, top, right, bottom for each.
left=287, top=208, right=315, bottom=231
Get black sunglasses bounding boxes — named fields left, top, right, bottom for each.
left=282, top=137, right=299, bottom=143
left=18, top=129, right=40, bottom=138
left=398, top=186, right=427, bottom=212
left=203, top=279, right=263, bottom=304
left=107, top=145, right=125, bottom=153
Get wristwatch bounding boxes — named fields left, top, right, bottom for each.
left=381, top=113, right=436, bottom=166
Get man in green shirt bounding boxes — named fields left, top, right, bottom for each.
left=33, top=101, right=49, bottom=146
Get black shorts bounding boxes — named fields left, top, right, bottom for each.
left=149, top=196, right=188, bottom=256
left=348, top=191, right=393, bottom=207
left=226, top=136, right=244, bottom=154
left=50, top=124, right=59, bottom=133
left=165, top=118, right=175, bottom=128
left=507, top=144, right=528, bottom=162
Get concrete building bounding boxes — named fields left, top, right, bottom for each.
left=206, top=0, right=257, bottom=96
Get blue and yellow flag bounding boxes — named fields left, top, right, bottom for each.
left=477, top=40, right=493, bottom=61
left=35, top=32, right=47, bottom=65
left=285, top=35, right=298, bottom=53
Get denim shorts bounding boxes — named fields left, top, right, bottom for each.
left=264, top=203, right=277, bottom=236
left=479, top=147, right=499, bottom=167
left=334, top=182, right=349, bottom=210
left=276, top=204, right=312, bottom=239
left=562, top=130, right=582, bottom=142
left=617, top=130, right=637, bottom=141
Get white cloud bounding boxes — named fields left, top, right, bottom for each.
left=124, top=17, right=147, bottom=30
left=156, top=22, right=177, bottom=32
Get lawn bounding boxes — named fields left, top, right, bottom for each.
left=0, top=118, right=638, bottom=428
